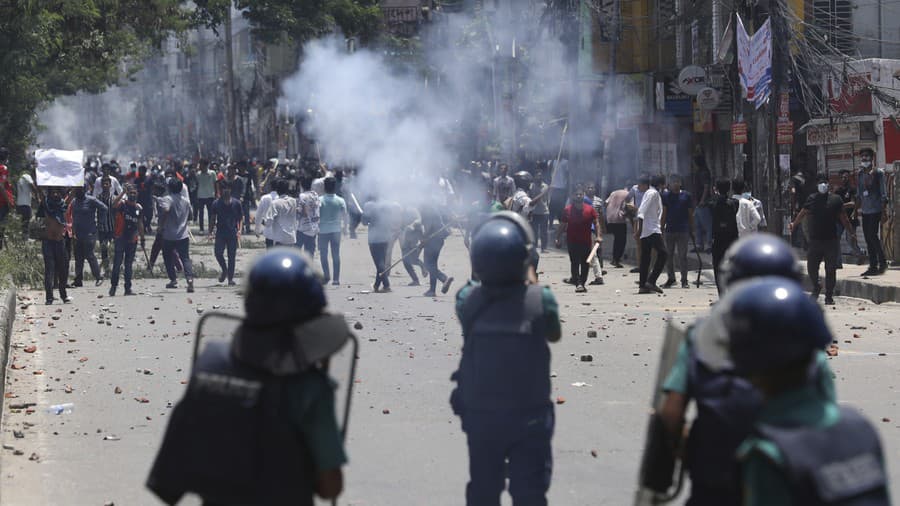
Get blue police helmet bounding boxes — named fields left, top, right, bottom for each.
left=244, top=248, right=326, bottom=326
left=718, top=233, right=801, bottom=290
left=723, top=277, right=832, bottom=375
left=470, top=211, right=535, bottom=284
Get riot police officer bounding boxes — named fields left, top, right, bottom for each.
left=725, top=277, right=890, bottom=505
left=654, top=233, right=836, bottom=505
left=450, top=211, right=561, bottom=506
left=147, top=248, right=350, bottom=505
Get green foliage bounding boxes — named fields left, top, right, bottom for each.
left=0, top=219, right=46, bottom=288
left=0, top=0, right=193, bottom=165
left=233, top=0, right=383, bottom=45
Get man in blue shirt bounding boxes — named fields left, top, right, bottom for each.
left=71, top=186, right=108, bottom=287
left=662, top=175, right=694, bottom=288
left=318, top=177, right=347, bottom=286
left=209, top=182, right=243, bottom=286
left=856, top=148, right=889, bottom=275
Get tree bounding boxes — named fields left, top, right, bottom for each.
left=0, top=0, right=193, bottom=164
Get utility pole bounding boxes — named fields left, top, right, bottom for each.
left=223, top=5, right=239, bottom=160
left=600, top=0, right=619, bottom=195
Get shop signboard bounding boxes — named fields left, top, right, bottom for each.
left=731, top=122, right=748, bottom=144
left=776, top=121, right=794, bottom=145
left=805, top=123, right=860, bottom=146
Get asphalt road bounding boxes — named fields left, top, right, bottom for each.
left=2, top=227, right=900, bottom=505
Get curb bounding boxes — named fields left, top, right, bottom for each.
left=0, top=286, right=18, bottom=416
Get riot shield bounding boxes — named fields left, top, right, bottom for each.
left=633, top=318, right=687, bottom=506
left=193, top=311, right=359, bottom=440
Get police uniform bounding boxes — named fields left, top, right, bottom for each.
left=452, top=281, right=560, bottom=505
left=147, top=249, right=350, bottom=506
left=738, top=383, right=888, bottom=506
left=722, top=277, right=890, bottom=506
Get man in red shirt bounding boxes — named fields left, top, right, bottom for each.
left=555, top=187, right=603, bottom=293
left=0, top=147, right=15, bottom=249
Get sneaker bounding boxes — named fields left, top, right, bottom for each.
left=165, top=281, right=178, bottom=289
left=380, top=286, right=392, bottom=293
left=407, top=280, right=421, bottom=287
left=648, top=283, right=664, bottom=294
left=575, top=285, right=587, bottom=293
left=861, top=268, right=879, bottom=276
left=323, top=277, right=331, bottom=285
left=331, top=280, right=340, bottom=286
left=62, top=296, right=73, bottom=303
left=186, top=280, right=195, bottom=293
left=95, top=278, right=105, bottom=287
left=219, top=271, right=226, bottom=283
left=589, top=277, right=604, bottom=285
left=638, top=286, right=654, bottom=294
left=612, top=261, right=623, bottom=268
left=45, top=298, right=54, bottom=305
left=662, top=279, right=676, bottom=289
left=681, top=281, right=690, bottom=289
left=629, top=267, right=640, bottom=273
left=228, top=280, right=236, bottom=286
left=109, top=286, right=116, bottom=297
left=72, top=281, right=83, bottom=288
left=441, top=277, right=455, bottom=294
left=123, top=289, right=135, bottom=296
left=824, top=296, right=836, bottom=305
left=423, top=290, right=436, bottom=297
left=878, top=264, right=888, bottom=274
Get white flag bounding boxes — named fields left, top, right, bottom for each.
left=35, top=149, right=85, bottom=187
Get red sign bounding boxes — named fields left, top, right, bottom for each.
left=779, top=92, right=790, bottom=120
left=827, top=74, right=873, bottom=115
left=777, top=121, right=794, bottom=145
left=732, top=122, right=748, bottom=144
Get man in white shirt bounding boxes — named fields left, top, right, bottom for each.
left=626, top=175, right=650, bottom=273
left=254, top=184, right=279, bottom=248
left=16, top=169, right=37, bottom=236
left=91, top=165, right=123, bottom=197
left=265, top=179, right=298, bottom=247
left=733, top=179, right=761, bottom=237
left=296, top=177, right=320, bottom=256
left=637, top=174, right=668, bottom=294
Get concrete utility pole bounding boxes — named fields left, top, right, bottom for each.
left=223, top=6, right=240, bottom=159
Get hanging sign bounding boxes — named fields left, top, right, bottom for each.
left=731, top=122, right=748, bottom=144
left=777, top=121, right=794, bottom=145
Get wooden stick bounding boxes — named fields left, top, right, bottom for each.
left=586, top=241, right=601, bottom=264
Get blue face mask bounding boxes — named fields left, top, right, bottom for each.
left=742, top=192, right=751, bottom=199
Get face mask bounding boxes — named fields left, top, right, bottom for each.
left=861, top=161, right=872, bottom=169
left=741, top=192, right=751, bottom=199
left=817, top=183, right=828, bottom=194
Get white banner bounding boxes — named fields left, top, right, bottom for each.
left=35, top=149, right=84, bottom=187
left=737, top=16, right=772, bottom=109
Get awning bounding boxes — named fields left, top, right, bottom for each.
left=796, top=115, right=879, bottom=133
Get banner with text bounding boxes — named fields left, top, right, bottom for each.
left=737, top=16, right=772, bottom=109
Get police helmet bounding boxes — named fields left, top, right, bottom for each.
left=718, top=233, right=801, bottom=290
left=470, top=211, right=535, bottom=284
left=167, top=177, right=183, bottom=194
left=723, top=277, right=831, bottom=375
left=512, top=170, right=533, bottom=189
left=244, top=248, right=326, bottom=326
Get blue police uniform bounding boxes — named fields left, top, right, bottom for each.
left=452, top=281, right=560, bottom=506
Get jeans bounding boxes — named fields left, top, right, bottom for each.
left=462, top=408, right=554, bottom=506
left=424, top=238, right=448, bottom=292
left=74, top=236, right=101, bottom=283
left=808, top=238, right=839, bottom=297
left=530, top=214, right=549, bottom=251
left=110, top=239, right=137, bottom=290
left=861, top=212, right=886, bottom=269
left=242, top=198, right=252, bottom=233
left=665, top=232, right=690, bottom=283
left=694, top=206, right=713, bottom=249
left=197, top=197, right=214, bottom=230
left=41, top=239, right=68, bottom=301
left=401, top=244, right=425, bottom=283
left=16, top=205, right=31, bottom=236
left=369, top=242, right=390, bottom=289
left=318, top=232, right=341, bottom=282
left=568, top=242, right=591, bottom=286
left=98, top=231, right=114, bottom=273
left=639, top=233, right=668, bottom=287
left=606, top=222, right=627, bottom=262
left=296, top=233, right=316, bottom=256
left=214, top=233, right=237, bottom=282
left=189, top=191, right=198, bottom=221
left=163, top=238, right=193, bottom=282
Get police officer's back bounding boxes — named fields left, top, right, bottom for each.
left=658, top=234, right=837, bottom=505
left=725, top=278, right=890, bottom=506
left=147, top=249, right=349, bottom=505
left=450, top=212, right=561, bottom=506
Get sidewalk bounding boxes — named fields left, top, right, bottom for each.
left=593, top=236, right=899, bottom=304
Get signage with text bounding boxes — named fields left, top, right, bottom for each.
left=732, top=122, right=748, bottom=144
left=805, top=123, right=860, bottom=146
